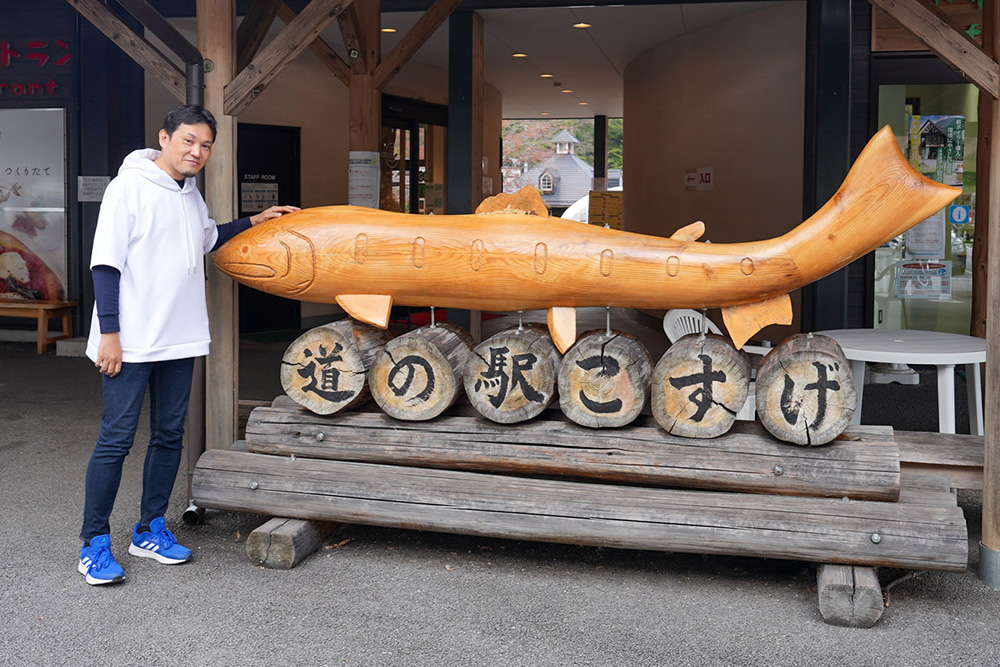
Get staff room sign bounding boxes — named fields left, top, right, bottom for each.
left=240, top=173, right=278, bottom=213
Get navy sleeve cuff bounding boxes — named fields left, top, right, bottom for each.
left=211, top=217, right=253, bottom=252
left=92, top=265, right=121, bottom=334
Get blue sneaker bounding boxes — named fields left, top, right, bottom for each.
left=128, top=517, right=192, bottom=564
left=78, top=534, right=125, bottom=585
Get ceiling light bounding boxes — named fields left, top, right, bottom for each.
left=573, top=22, right=592, bottom=29
left=561, top=89, right=573, bottom=93
left=381, top=28, right=397, bottom=33
left=512, top=53, right=528, bottom=58
left=540, top=73, right=554, bottom=78
left=578, top=101, right=589, bottom=105
left=540, top=112, right=550, bottom=116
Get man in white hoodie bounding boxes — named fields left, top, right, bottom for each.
left=78, top=105, right=298, bottom=585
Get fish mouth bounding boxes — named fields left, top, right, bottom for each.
left=216, top=228, right=315, bottom=295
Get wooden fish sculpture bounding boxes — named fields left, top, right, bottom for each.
left=215, top=126, right=960, bottom=352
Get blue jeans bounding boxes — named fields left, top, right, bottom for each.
left=80, top=358, right=195, bottom=541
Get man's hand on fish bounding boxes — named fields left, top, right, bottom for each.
left=250, top=205, right=300, bottom=226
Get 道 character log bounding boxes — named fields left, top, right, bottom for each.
left=558, top=329, right=653, bottom=428
left=464, top=323, right=560, bottom=423
left=369, top=323, right=475, bottom=420
left=280, top=319, right=390, bottom=415
left=651, top=333, right=750, bottom=438
left=755, top=333, right=856, bottom=446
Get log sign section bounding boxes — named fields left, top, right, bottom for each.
left=370, top=323, right=475, bottom=421
left=280, top=320, right=390, bottom=415
left=755, top=333, right=856, bottom=446
left=464, top=324, right=561, bottom=424
left=652, top=333, right=750, bottom=439
left=558, top=330, right=653, bottom=428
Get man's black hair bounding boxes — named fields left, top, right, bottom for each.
left=162, top=105, right=218, bottom=141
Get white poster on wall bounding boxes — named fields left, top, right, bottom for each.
left=0, top=108, right=66, bottom=300
left=348, top=151, right=380, bottom=208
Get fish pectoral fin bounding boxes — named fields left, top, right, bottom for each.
left=336, top=294, right=394, bottom=329
left=548, top=307, right=577, bottom=353
left=670, top=221, right=705, bottom=242
left=721, top=294, right=793, bottom=349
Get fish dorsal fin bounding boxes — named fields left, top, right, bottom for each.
left=475, top=186, right=549, bottom=217
left=336, top=294, right=394, bottom=329
left=548, top=306, right=577, bottom=353
left=721, top=293, right=793, bottom=349
left=670, top=221, right=705, bottom=242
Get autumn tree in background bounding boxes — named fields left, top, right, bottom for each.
left=502, top=118, right=624, bottom=193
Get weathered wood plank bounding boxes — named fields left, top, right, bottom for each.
left=817, top=564, right=885, bottom=628
left=193, top=450, right=967, bottom=572
left=244, top=406, right=902, bottom=500
left=897, top=430, right=984, bottom=490
left=246, top=517, right=340, bottom=568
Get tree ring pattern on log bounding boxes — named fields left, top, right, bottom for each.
left=464, top=323, right=560, bottom=423
left=280, top=319, right=389, bottom=415
left=755, top=334, right=857, bottom=446
left=370, top=323, right=474, bottom=421
left=558, top=329, right=653, bottom=428
left=651, top=333, right=749, bottom=438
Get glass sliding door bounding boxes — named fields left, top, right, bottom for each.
left=875, top=82, right=978, bottom=334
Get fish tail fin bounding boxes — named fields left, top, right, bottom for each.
left=784, top=125, right=961, bottom=283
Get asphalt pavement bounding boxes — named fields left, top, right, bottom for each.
left=1, top=335, right=999, bottom=667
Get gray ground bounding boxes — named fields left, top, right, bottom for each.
left=2, top=331, right=999, bottom=667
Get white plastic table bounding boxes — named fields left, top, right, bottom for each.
left=817, top=329, right=984, bottom=435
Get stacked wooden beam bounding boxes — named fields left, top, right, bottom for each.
left=195, top=399, right=967, bottom=577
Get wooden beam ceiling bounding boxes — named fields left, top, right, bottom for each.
left=236, top=0, right=284, bottom=73
left=374, top=0, right=465, bottom=88
left=277, top=2, right=352, bottom=85
left=224, top=0, right=353, bottom=115
left=869, top=0, right=999, bottom=99
left=64, top=0, right=187, bottom=101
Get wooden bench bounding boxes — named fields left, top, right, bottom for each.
left=0, top=300, right=76, bottom=354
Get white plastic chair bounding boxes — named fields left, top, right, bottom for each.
left=662, top=309, right=756, bottom=421
left=662, top=309, right=722, bottom=343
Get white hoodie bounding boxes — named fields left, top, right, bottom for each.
left=86, top=148, right=220, bottom=363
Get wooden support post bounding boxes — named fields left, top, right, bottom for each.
left=246, top=517, right=340, bottom=569
left=984, top=0, right=1000, bottom=590
left=199, top=0, right=239, bottom=450
left=817, top=564, right=884, bottom=628
left=342, top=0, right=380, bottom=154
left=973, top=0, right=994, bottom=338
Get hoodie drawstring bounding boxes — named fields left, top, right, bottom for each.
left=180, top=185, right=196, bottom=275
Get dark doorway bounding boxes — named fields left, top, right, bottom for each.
left=236, top=123, right=302, bottom=334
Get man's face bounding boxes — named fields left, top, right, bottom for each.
left=155, top=122, right=214, bottom=180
